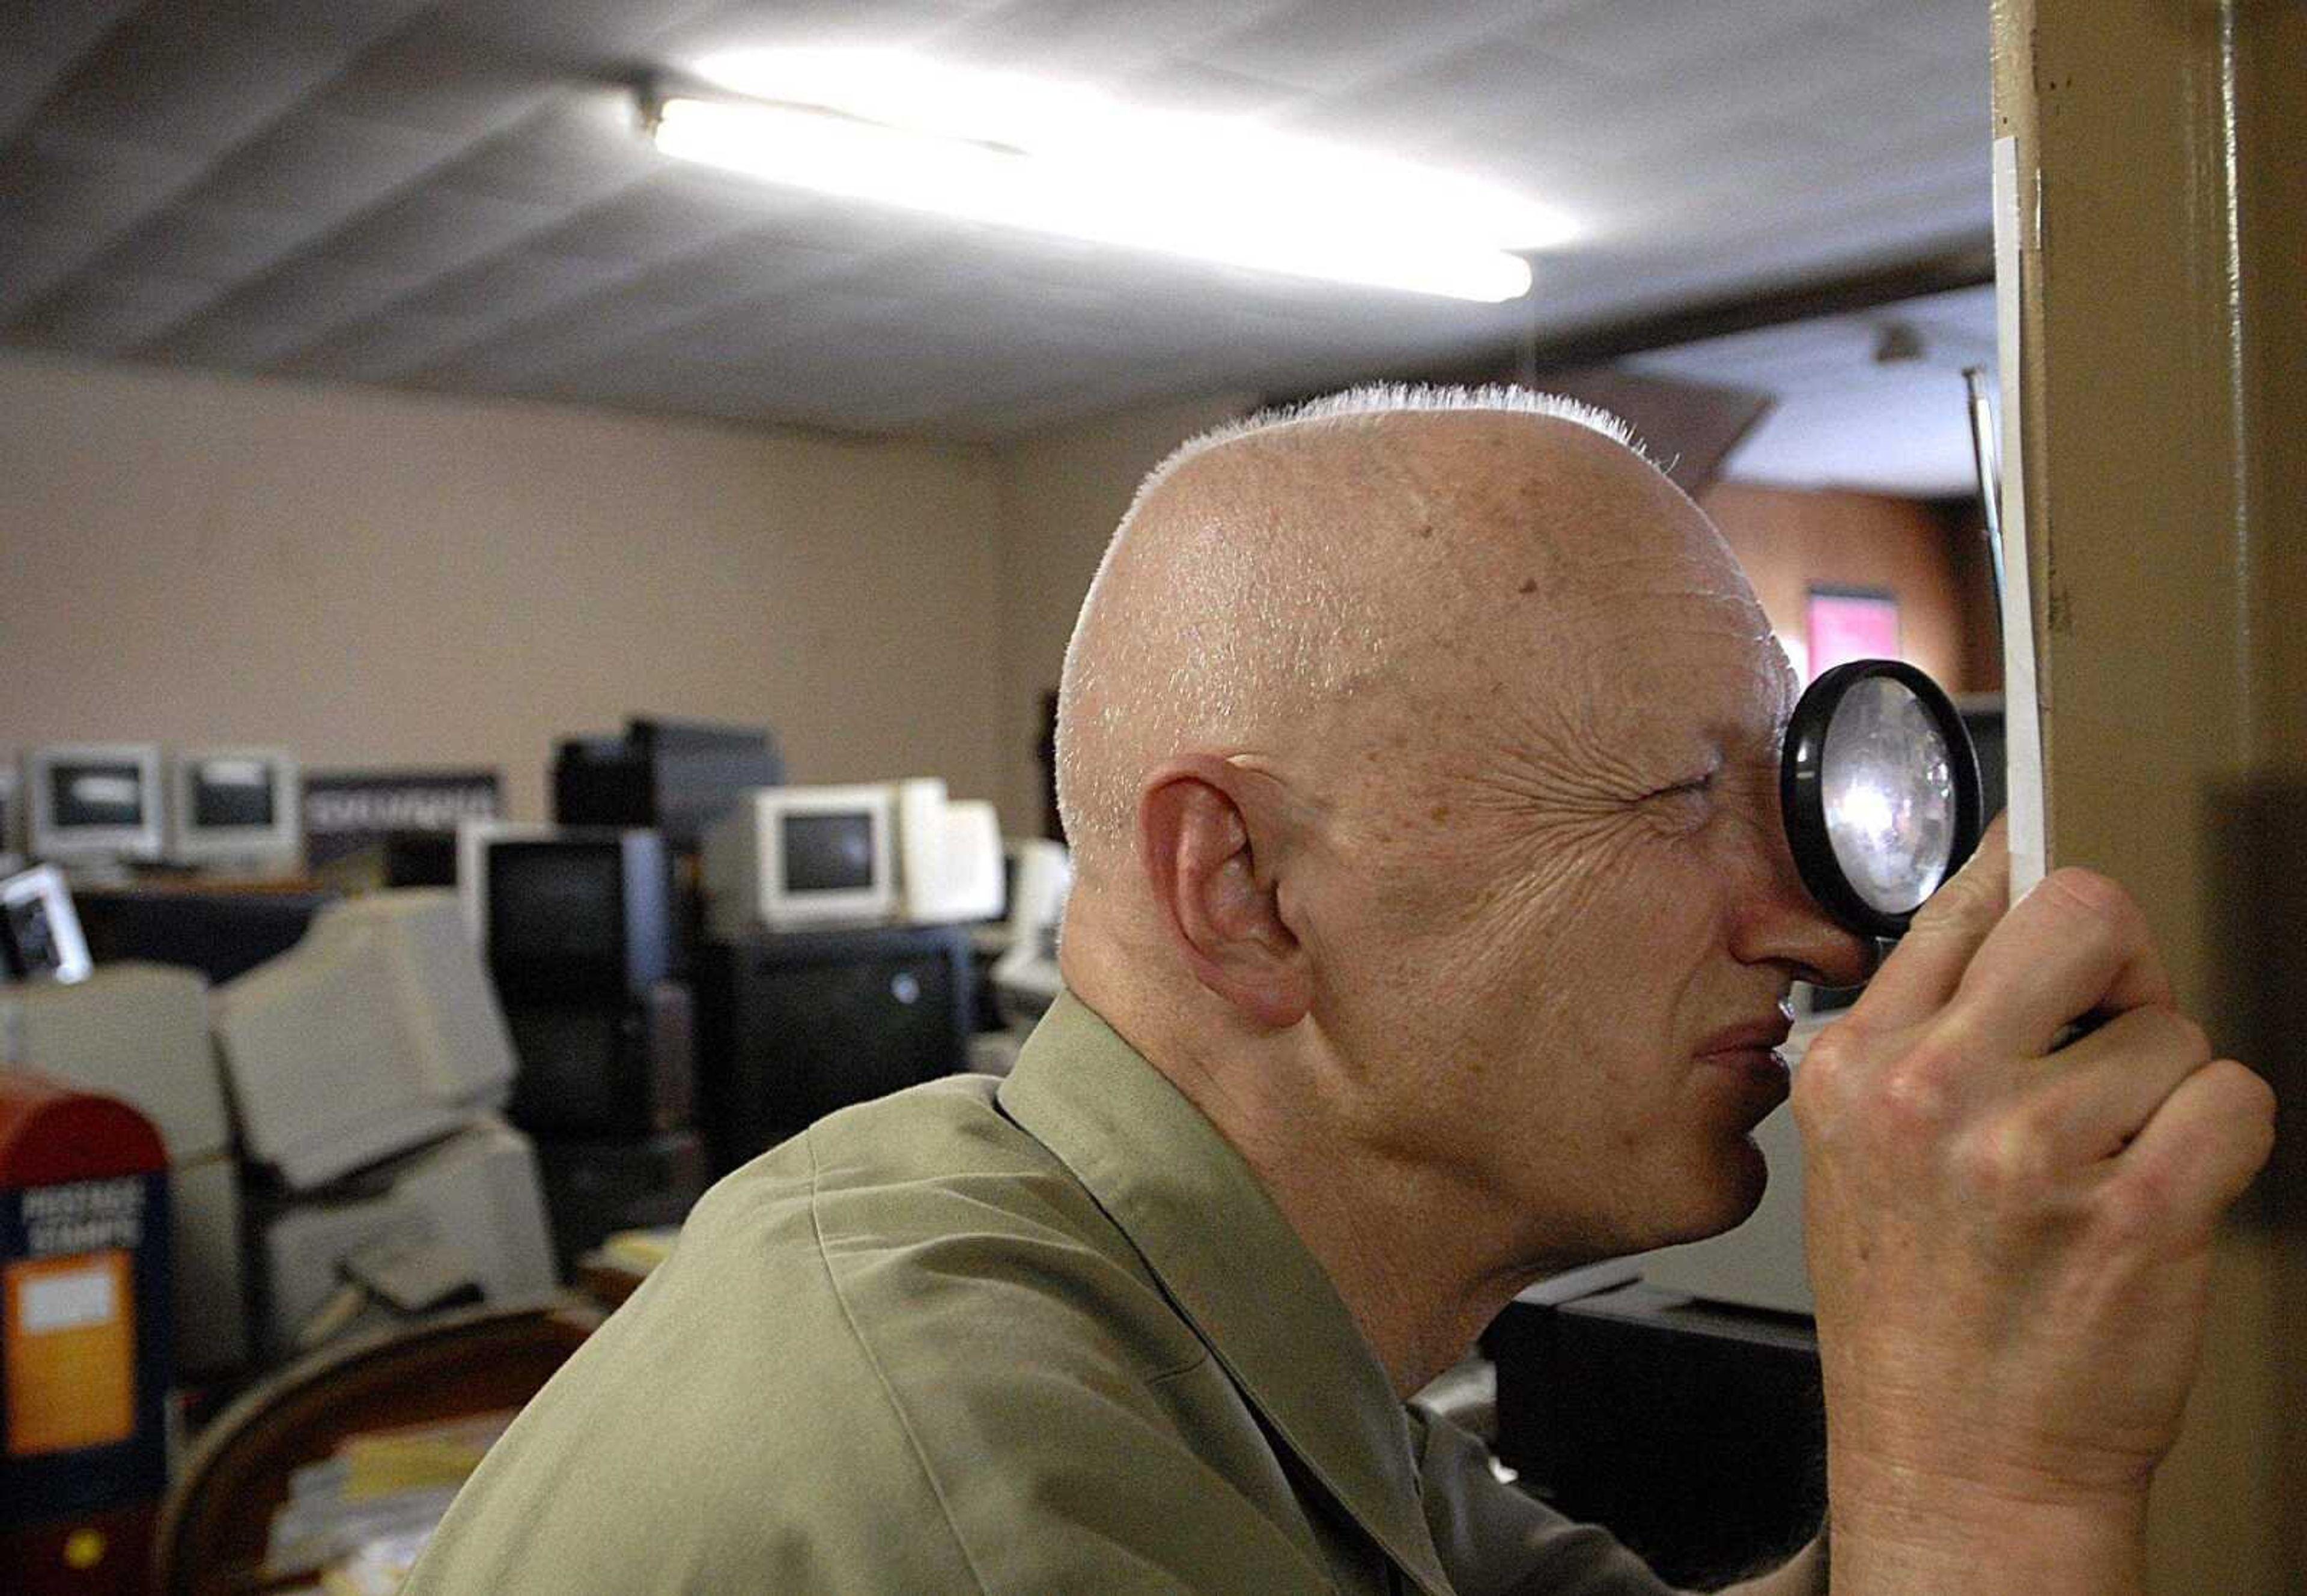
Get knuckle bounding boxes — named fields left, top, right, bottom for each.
left=1949, top=1116, right=2052, bottom=1204
left=2202, top=1061, right=2279, bottom=1168
left=1906, top=867, right=1998, bottom=936
left=2034, top=866, right=2147, bottom=946
left=1875, top=1039, right=1964, bottom=1135
left=2096, top=1163, right=2172, bottom=1246
left=1792, top=1021, right=1963, bottom=1155
left=1788, top=1067, right=1828, bottom=1135
left=1878, top=1065, right=1951, bottom=1133
left=2102, top=1004, right=2210, bottom=1064
left=1790, top=1025, right=1863, bottom=1123
left=2246, top=1072, right=2279, bottom=1133
left=2213, top=1057, right=2277, bottom=1120
left=2160, top=1010, right=2213, bottom=1065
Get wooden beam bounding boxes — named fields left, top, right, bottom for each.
left=1991, top=0, right=2307, bottom=1586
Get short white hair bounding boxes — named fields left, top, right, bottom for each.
left=1182, top=380, right=1635, bottom=455
left=1117, top=382, right=1643, bottom=533
left=1054, top=383, right=1645, bottom=853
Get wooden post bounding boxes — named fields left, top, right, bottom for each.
left=1989, top=0, right=2307, bottom=1586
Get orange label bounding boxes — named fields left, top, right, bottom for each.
left=5, top=1249, right=135, bottom=1456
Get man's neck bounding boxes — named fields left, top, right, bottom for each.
left=1249, top=1142, right=1523, bottom=1397
left=1071, top=960, right=1563, bottom=1399
left=1137, top=1025, right=1540, bottom=1398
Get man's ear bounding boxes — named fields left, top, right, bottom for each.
left=1137, top=755, right=1311, bottom=1030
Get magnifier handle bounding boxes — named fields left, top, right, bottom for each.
left=1861, top=936, right=1895, bottom=983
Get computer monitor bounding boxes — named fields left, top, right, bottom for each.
left=991, top=839, right=1070, bottom=1025
left=0, top=864, right=94, bottom=985
left=380, top=829, right=459, bottom=888
left=484, top=831, right=672, bottom=1003
left=894, top=781, right=1005, bottom=926
left=553, top=718, right=785, bottom=848
left=253, top=1115, right=557, bottom=1361
left=26, top=744, right=165, bottom=867
left=213, top=890, right=517, bottom=1191
left=454, top=819, right=556, bottom=948
left=171, top=747, right=302, bottom=874
left=696, top=922, right=974, bottom=1170
left=702, top=784, right=898, bottom=936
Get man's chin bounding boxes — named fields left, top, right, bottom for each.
left=1645, top=1138, right=1771, bottom=1250
left=1521, top=1138, right=1773, bottom=1264
left=1713, top=1132, right=1773, bottom=1227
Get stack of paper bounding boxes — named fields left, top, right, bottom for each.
left=264, top=1410, right=517, bottom=1585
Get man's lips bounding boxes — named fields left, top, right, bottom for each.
left=1694, top=1015, right=1797, bottom=1124
left=1692, top=1013, right=1796, bottom=1062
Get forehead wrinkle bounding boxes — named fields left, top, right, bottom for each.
left=1342, top=448, right=1774, bottom=819
left=1456, top=595, right=1785, bottom=816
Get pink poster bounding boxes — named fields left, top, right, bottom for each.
left=1806, top=588, right=1900, bottom=679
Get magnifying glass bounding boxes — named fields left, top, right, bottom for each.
left=1781, top=660, right=1986, bottom=939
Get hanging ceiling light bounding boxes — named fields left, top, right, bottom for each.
left=640, top=49, right=1572, bottom=303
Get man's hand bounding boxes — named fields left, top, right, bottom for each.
left=1792, top=818, right=2275, bottom=1592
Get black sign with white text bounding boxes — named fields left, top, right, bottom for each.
left=302, top=769, right=502, bottom=866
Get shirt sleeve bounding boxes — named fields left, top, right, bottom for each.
left=1410, top=1405, right=1686, bottom=1596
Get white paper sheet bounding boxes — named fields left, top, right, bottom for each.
left=1992, top=135, right=2049, bottom=900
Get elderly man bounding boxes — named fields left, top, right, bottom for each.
left=405, top=388, right=2272, bottom=1594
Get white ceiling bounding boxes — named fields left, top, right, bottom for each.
left=1630, top=282, right=1998, bottom=497
left=0, top=1, right=1993, bottom=447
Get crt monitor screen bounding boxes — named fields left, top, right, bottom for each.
left=1, top=866, right=93, bottom=983
left=189, top=756, right=279, bottom=830
left=487, top=843, right=625, bottom=971
left=4, top=889, right=64, bottom=976
left=782, top=812, right=877, bottom=894
left=50, top=760, right=148, bottom=830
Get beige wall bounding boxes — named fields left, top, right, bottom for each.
left=0, top=354, right=1991, bottom=852
left=1700, top=481, right=1996, bottom=695
left=989, top=392, right=1256, bottom=834
left=0, top=350, right=1005, bottom=822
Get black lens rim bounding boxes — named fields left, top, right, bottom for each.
left=1780, top=658, right=1984, bottom=939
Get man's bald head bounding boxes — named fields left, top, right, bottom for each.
left=1044, top=384, right=1856, bottom=1346
left=1053, top=385, right=1677, bottom=890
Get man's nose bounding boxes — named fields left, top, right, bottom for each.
left=1734, top=815, right=1876, bottom=988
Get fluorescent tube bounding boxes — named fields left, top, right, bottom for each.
left=643, top=50, right=1568, bottom=303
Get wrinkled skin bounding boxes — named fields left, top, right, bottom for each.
left=1280, top=493, right=1870, bottom=1267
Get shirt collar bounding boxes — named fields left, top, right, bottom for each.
left=998, top=992, right=1453, bottom=1596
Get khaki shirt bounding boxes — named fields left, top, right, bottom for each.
left=404, top=994, right=1678, bottom=1594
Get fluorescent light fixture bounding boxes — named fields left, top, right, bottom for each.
left=643, top=49, right=1571, bottom=302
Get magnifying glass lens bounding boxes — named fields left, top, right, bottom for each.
left=1781, top=658, right=1984, bottom=939
left=1819, top=676, right=1956, bottom=915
